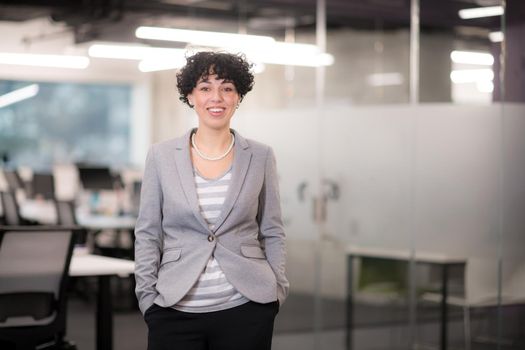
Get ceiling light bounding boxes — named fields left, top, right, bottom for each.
left=450, top=69, right=494, bottom=84
left=136, top=26, right=275, bottom=49
left=0, top=84, right=39, bottom=109
left=477, top=81, right=494, bottom=93
left=89, top=43, right=185, bottom=60
left=458, top=6, right=504, bottom=19
left=0, top=53, right=89, bottom=69
left=366, top=73, right=404, bottom=87
left=138, top=56, right=187, bottom=72
left=134, top=26, right=333, bottom=68
left=489, top=31, right=504, bottom=43
left=450, top=50, right=494, bottom=65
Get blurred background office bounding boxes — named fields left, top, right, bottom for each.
left=0, top=0, right=524, bottom=349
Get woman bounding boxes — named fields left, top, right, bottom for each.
left=134, top=51, right=289, bottom=350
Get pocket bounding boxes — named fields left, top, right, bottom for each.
left=144, top=303, right=161, bottom=319
left=274, top=300, right=280, bottom=314
left=240, top=245, right=266, bottom=259
left=160, top=248, right=182, bottom=267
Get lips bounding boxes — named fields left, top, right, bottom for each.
left=207, top=107, right=226, bottom=117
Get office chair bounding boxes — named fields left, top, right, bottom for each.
left=31, top=173, right=56, bottom=200
left=0, top=191, right=22, bottom=226
left=54, top=200, right=77, bottom=226
left=0, top=227, right=78, bottom=350
left=54, top=200, right=86, bottom=243
left=2, top=170, right=25, bottom=192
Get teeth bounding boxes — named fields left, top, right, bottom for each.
left=209, top=108, right=224, bottom=112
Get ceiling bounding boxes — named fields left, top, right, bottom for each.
left=0, top=0, right=502, bottom=44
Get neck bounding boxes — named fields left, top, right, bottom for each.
left=193, top=127, right=233, bottom=154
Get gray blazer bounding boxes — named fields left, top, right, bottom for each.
left=134, top=129, right=289, bottom=314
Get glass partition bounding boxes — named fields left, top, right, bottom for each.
left=414, top=1, right=505, bottom=350
left=500, top=1, right=525, bottom=349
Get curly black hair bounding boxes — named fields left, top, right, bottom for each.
left=176, top=51, right=255, bottom=107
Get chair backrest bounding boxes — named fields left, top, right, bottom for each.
left=54, top=200, right=77, bottom=226
left=31, top=173, right=55, bottom=200
left=2, top=170, right=24, bottom=191
left=0, top=228, right=75, bottom=327
left=0, top=192, right=20, bottom=226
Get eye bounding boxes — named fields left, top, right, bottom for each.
left=199, top=87, right=210, bottom=91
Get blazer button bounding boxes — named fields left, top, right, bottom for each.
left=208, top=235, right=215, bottom=242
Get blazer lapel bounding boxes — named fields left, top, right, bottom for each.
left=173, top=129, right=212, bottom=233
left=213, top=130, right=252, bottom=234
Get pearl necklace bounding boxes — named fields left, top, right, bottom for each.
left=191, top=132, right=235, bottom=161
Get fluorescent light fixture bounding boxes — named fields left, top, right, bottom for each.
left=366, top=72, right=404, bottom=87
left=450, top=69, right=494, bottom=84
left=489, top=31, right=504, bottom=43
left=134, top=26, right=333, bottom=68
left=136, top=26, right=275, bottom=49
left=0, top=53, right=89, bottom=69
left=89, top=43, right=185, bottom=60
left=458, top=6, right=504, bottom=19
left=477, top=81, right=494, bottom=93
left=450, top=50, right=494, bottom=65
left=0, top=84, right=39, bottom=109
left=138, top=56, right=187, bottom=72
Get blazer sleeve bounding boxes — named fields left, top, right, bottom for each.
left=134, top=146, right=163, bottom=315
left=257, top=147, right=290, bottom=305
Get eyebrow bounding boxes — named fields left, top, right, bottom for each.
left=196, top=78, right=234, bottom=85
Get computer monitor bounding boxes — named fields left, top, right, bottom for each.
left=77, top=166, right=115, bottom=191
left=32, top=173, right=55, bottom=200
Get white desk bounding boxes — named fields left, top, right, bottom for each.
left=346, top=245, right=465, bottom=265
left=19, top=200, right=56, bottom=224
left=70, top=252, right=135, bottom=277
left=345, top=246, right=466, bottom=350
left=70, top=253, right=135, bottom=350
left=19, top=200, right=136, bottom=230
left=76, top=213, right=136, bottom=231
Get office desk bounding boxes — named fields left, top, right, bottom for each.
left=19, top=200, right=56, bottom=224
left=76, top=213, right=136, bottom=230
left=19, top=200, right=136, bottom=229
left=345, top=246, right=466, bottom=350
left=70, top=253, right=135, bottom=350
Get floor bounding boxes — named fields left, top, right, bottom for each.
left=63, top=277, right=525, bottom=350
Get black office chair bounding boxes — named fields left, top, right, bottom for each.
left=0, top=191, right=22, bottom=226
left=31, top=173, right=56, bottom=200
left=54, top=200, right=77, bottom=226
left=0, top=191, right=39, bottom=226
left=0, top=226, right=78, bottom=349
left=2, top=170, right=25, bottom=192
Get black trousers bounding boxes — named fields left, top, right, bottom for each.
left=145, top=301, right=279, bottom=350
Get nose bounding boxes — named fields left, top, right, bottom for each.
left=210, top=87, right=223, bottom=102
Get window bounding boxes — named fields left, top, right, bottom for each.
left=0, top=80, right=131, bottom=168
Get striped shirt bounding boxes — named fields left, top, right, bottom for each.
left=173, top=166, right=249, bottom=313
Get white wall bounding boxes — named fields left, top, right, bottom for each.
left=230, top=103, right=525, bottom=299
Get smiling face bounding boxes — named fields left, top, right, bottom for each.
left=188, top=73, right=240, bottom=132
